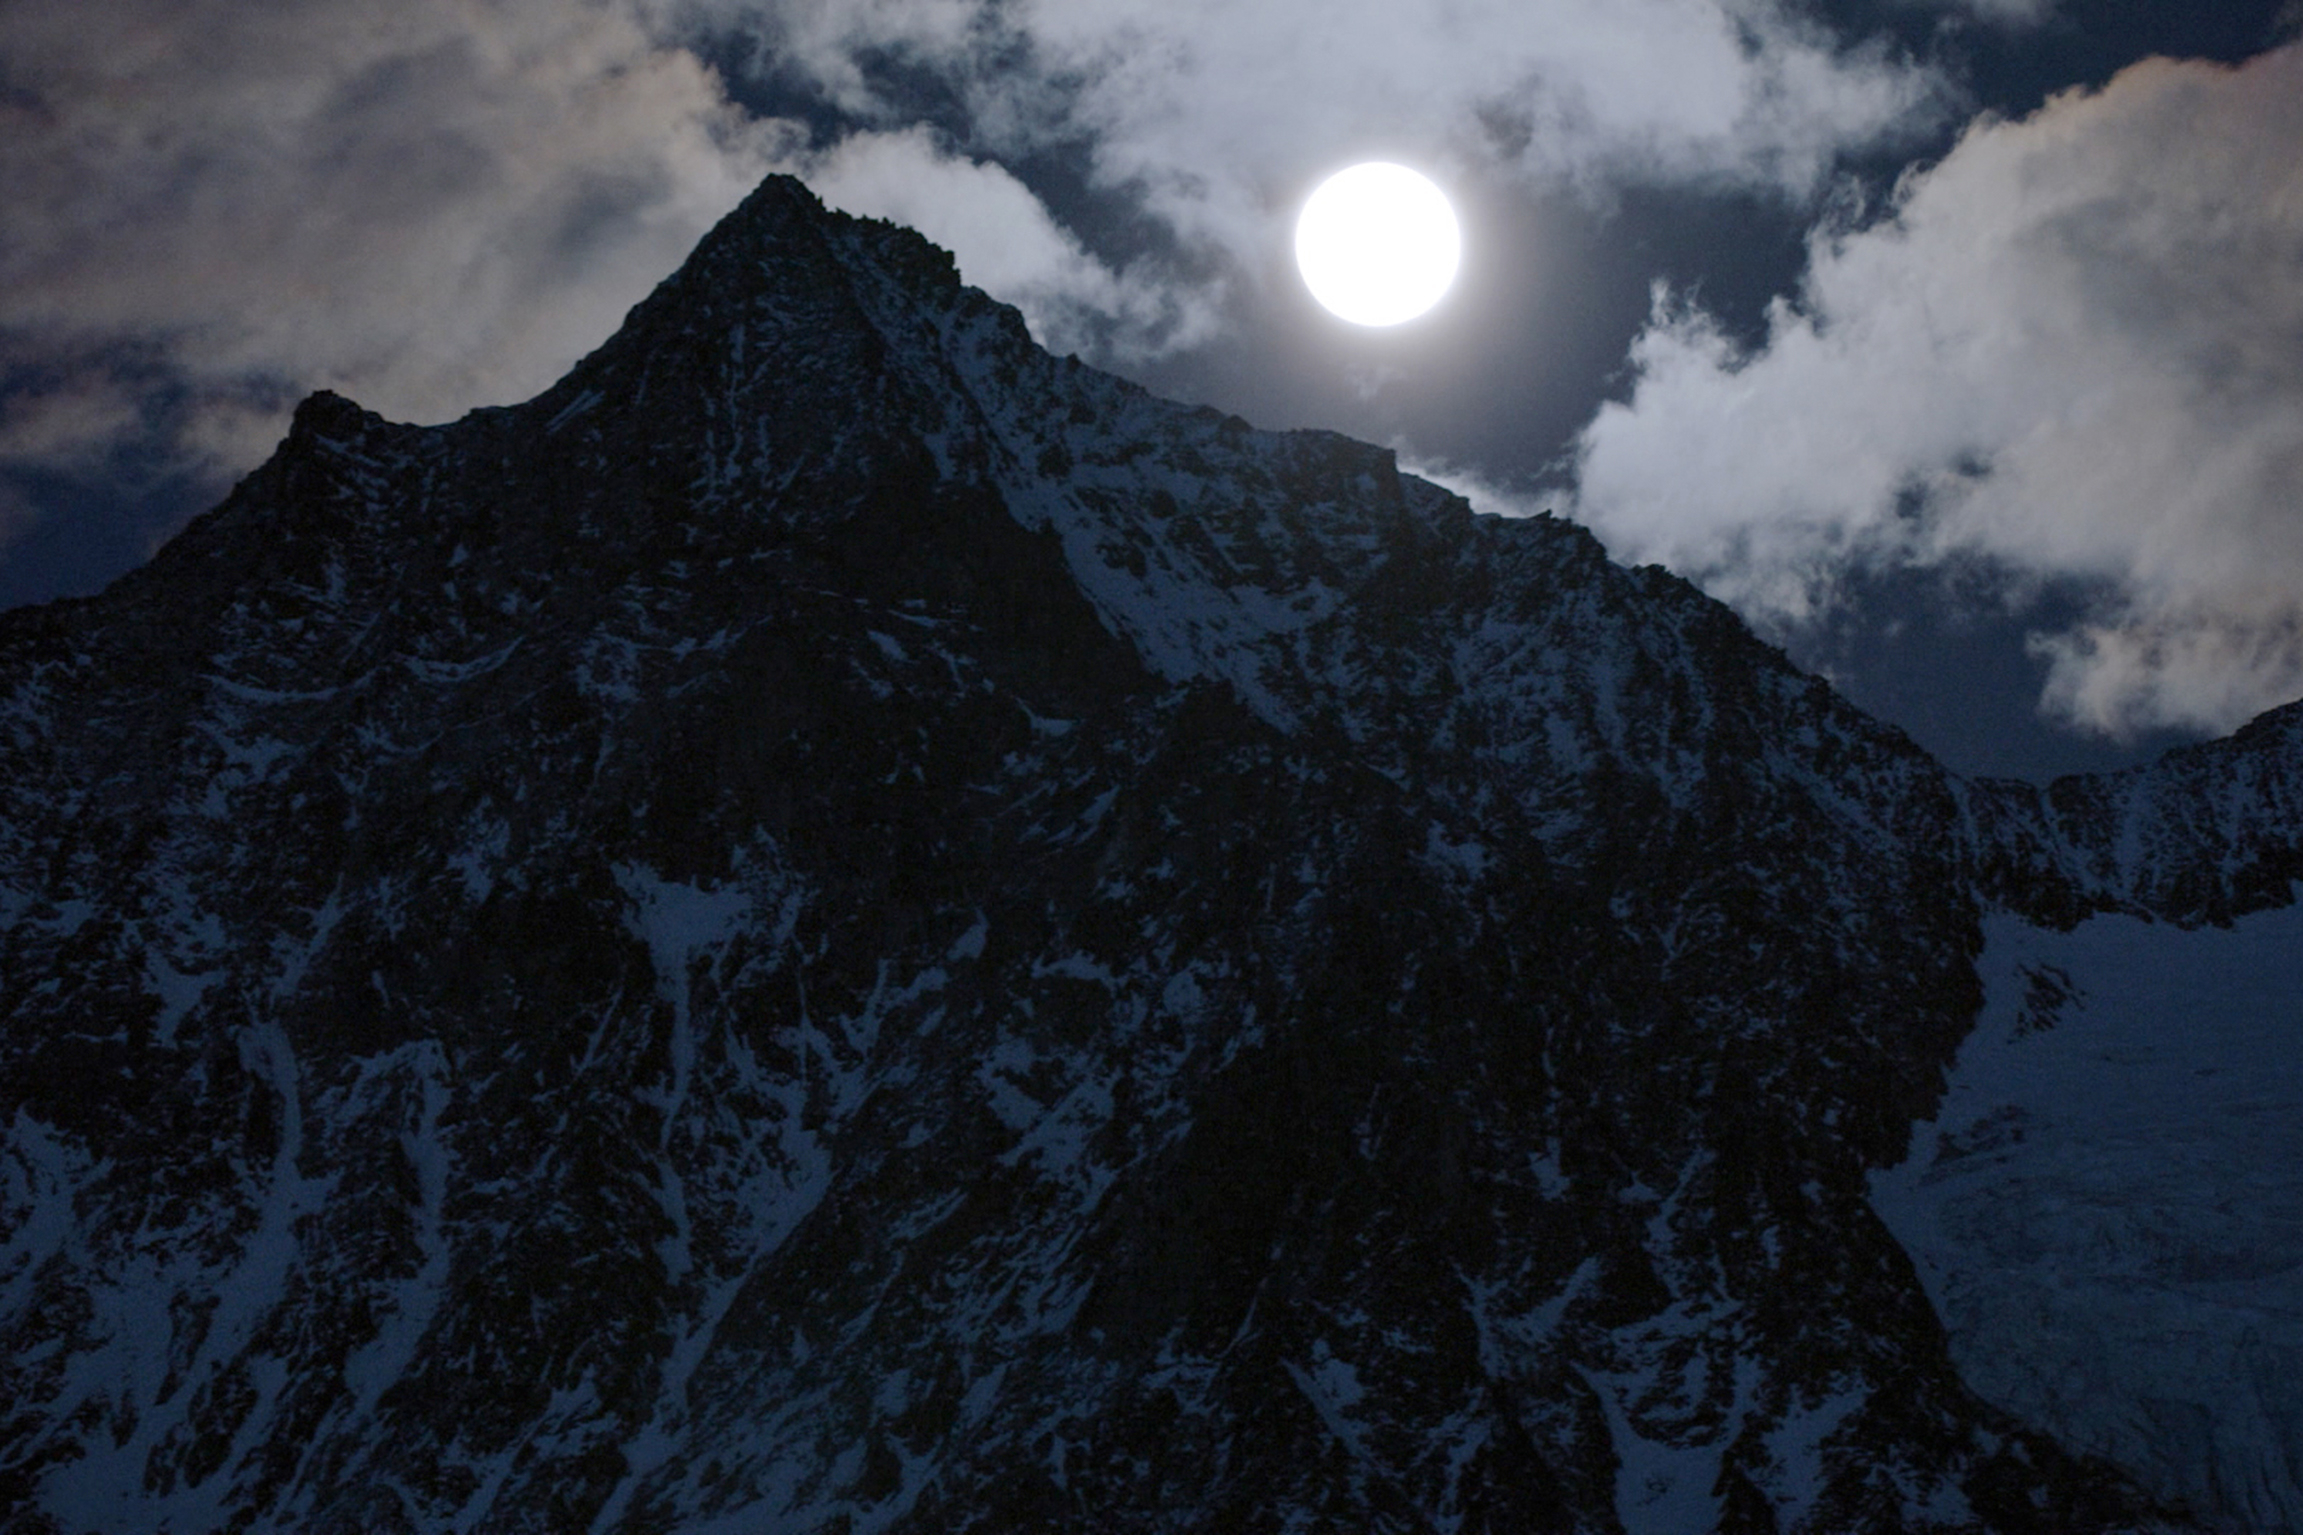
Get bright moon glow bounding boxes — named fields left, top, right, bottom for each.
left=1295, top=163, right=1462, bottom=327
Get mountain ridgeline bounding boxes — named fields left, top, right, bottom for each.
left=5, top=175, right=2300, bottom=1533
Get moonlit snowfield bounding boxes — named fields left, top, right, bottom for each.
left=1872, top=906, right=2303, bottom=1534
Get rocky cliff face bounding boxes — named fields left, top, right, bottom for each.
left=1, top=175, right=2290, bottom=1533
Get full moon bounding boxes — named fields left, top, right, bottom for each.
left=1295, top=162, right=1462, bottom=327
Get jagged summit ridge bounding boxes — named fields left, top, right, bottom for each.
left=3, top=171, right=2292, bottom=1533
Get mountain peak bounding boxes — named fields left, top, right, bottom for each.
left=650, top=170, right=965, bottom=320
left=552, top=169, right=995, bottom=398
left=286, top=386, right=375, bottom=438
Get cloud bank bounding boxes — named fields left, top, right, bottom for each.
left=1573, top=45, right=2303, bottom=736
left=0, top=0, right=786, bottom=491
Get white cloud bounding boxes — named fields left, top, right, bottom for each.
left=743, top=0, right=1943, bottom=264
left=2032, top=607, right=2303, bottom=740
left=799, top=127, right=1222, bottom=356
left=1399, top=459, right=1551, bottom=521
left=1571, top=46, right=2303, bottom=737
left=0, top=377, right=143, bottom=470
left=0, top=0, right=791, bottom=496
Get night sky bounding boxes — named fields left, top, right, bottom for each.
left=2, top=0, right=2296, bottom=780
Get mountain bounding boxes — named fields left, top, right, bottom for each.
left=2, top=173, right=2297, bottom=1533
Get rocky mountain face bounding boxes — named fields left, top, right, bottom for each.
left=2, top=175, right=2297, bottom=1533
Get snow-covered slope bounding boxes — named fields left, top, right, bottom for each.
left=1874, top=906, right=2303, bottom=1534
left=0, top=173, right=2281, bottom=1533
